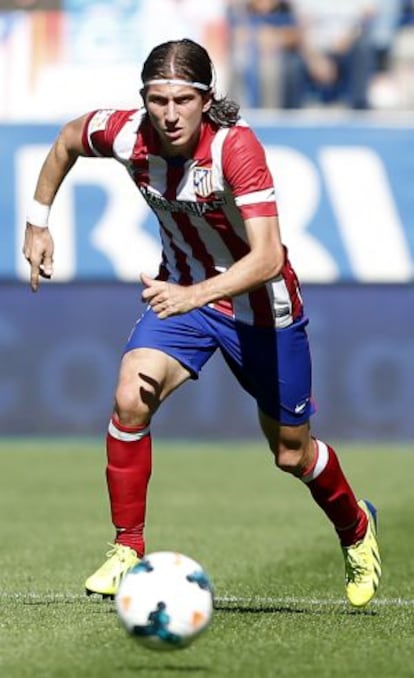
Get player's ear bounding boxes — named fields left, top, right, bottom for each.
left=202, top=92, right=213, bottom=113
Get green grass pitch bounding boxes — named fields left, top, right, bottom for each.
left=1, top=438, right=413, bottom=678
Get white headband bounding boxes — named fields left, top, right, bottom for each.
left=144, top=78, right=210, bottom=91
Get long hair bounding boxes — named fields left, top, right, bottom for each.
left=141, top=38, right=240, bottom=127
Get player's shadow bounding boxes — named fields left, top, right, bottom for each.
left=214, top=601, right=306, bottom=615
left=129, top=668, right=208, bottom=674
left=214, top=601, right=377, bottom=617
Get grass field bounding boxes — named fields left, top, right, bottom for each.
left=1, top=439, right=413, bottom=678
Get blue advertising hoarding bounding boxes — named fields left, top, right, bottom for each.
left=0, top=282, right=413, bottom=441
left=1, top=115, right=414, bottom=283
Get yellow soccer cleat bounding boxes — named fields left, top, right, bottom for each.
left=85, top=544, right=140, bottom=599
left=342, top=500, right=381, bottom=608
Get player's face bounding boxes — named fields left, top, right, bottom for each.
left=144, top=84, right=212, bottom=157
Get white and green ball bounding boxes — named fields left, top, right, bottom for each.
left=115, top=551, right=214, bottom=651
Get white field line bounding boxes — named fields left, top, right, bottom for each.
left=1, top=592, right=414, bottom=607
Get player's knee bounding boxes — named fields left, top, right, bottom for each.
left=272, top=441, right=307, bottom=477
left=114, top=385, right=152, bottom=427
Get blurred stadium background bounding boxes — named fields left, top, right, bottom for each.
left=1, top=0, right=414, bottom=442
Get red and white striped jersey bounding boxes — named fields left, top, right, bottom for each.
left=82, top=108, right=303, bottom=327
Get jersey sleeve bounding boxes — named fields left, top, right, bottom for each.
left=222, top=125, right=278, bottom=220
left=81, top=109, right=137, bottom=157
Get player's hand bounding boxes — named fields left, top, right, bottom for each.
left=22, top=223, right=54, bottom=292
left=140, top=273, right=198, bottom=318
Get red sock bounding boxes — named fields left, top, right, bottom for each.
left=301, top=440, right=367, bottom=546
left=106, top=416, right=152, bottom=557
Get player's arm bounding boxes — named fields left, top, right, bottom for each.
left=188, top=213, right=284, bottom=303
left=141, top=214, right=285, bottom=317
left=23, top=114, right=89, bottom=292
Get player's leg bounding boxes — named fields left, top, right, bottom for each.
left=85, top=346, right=191, bottom=598
left=109, top=346, right=191, bottom=549
left=215, top=310, right=380, bottom=607
left=85, top=308, right=217, bottom=597
left=259, top=414, right=381, bottom=607
left=259, top=416, right=367, bottom=539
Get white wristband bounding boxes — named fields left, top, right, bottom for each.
left=26, top=199, right=51, bottom=228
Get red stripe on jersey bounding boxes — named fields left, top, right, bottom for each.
left=211, top=297, right=234, bottom=317
left=156, top=253, right=169, bottom=281
left=239, top=202, right=277, bottom=220
left=81, top=110, right=98, bottom=155
left=281, top=250, right=303, bottom=321
left=164, top=162, right=183, bottom=201
left=248, top=287, right=275, bottom=326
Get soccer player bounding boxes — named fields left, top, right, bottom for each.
left=23, top=38, right=381, bottom=607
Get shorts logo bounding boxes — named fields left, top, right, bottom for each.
left=193, top=167, right=213, bottom=197
left=294, top=399, right=309, bottom=414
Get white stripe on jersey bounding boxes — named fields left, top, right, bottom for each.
left=113, top=110, right=145, bottom=160
left=268, top=277, right=294, bottom=328
left=211, top=127, right=230, bottom=192
left=235, top=187, right=276, bottom=206
left=147, top=155, right=169, bottom=195
left=172, top=158, right=202, bottom=201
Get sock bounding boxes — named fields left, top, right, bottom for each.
left=300, top=439, right=368, bottom=547
left=106, top=415, right=152, bottom=557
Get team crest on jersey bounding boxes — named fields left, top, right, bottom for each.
left=193, top=167, right=213, bottom=197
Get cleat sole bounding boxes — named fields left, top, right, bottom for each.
left=85, top=588, right=114, bottom=600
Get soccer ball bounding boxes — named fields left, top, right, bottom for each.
left=115, top=551, right=214, bottom=651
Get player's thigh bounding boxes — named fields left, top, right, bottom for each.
left=117, top=306, right=218, bottom=414
left=116, top=347, right=191, bottom=414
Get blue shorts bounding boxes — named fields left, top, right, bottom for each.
left=125, top=306, right=315, bottom=426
